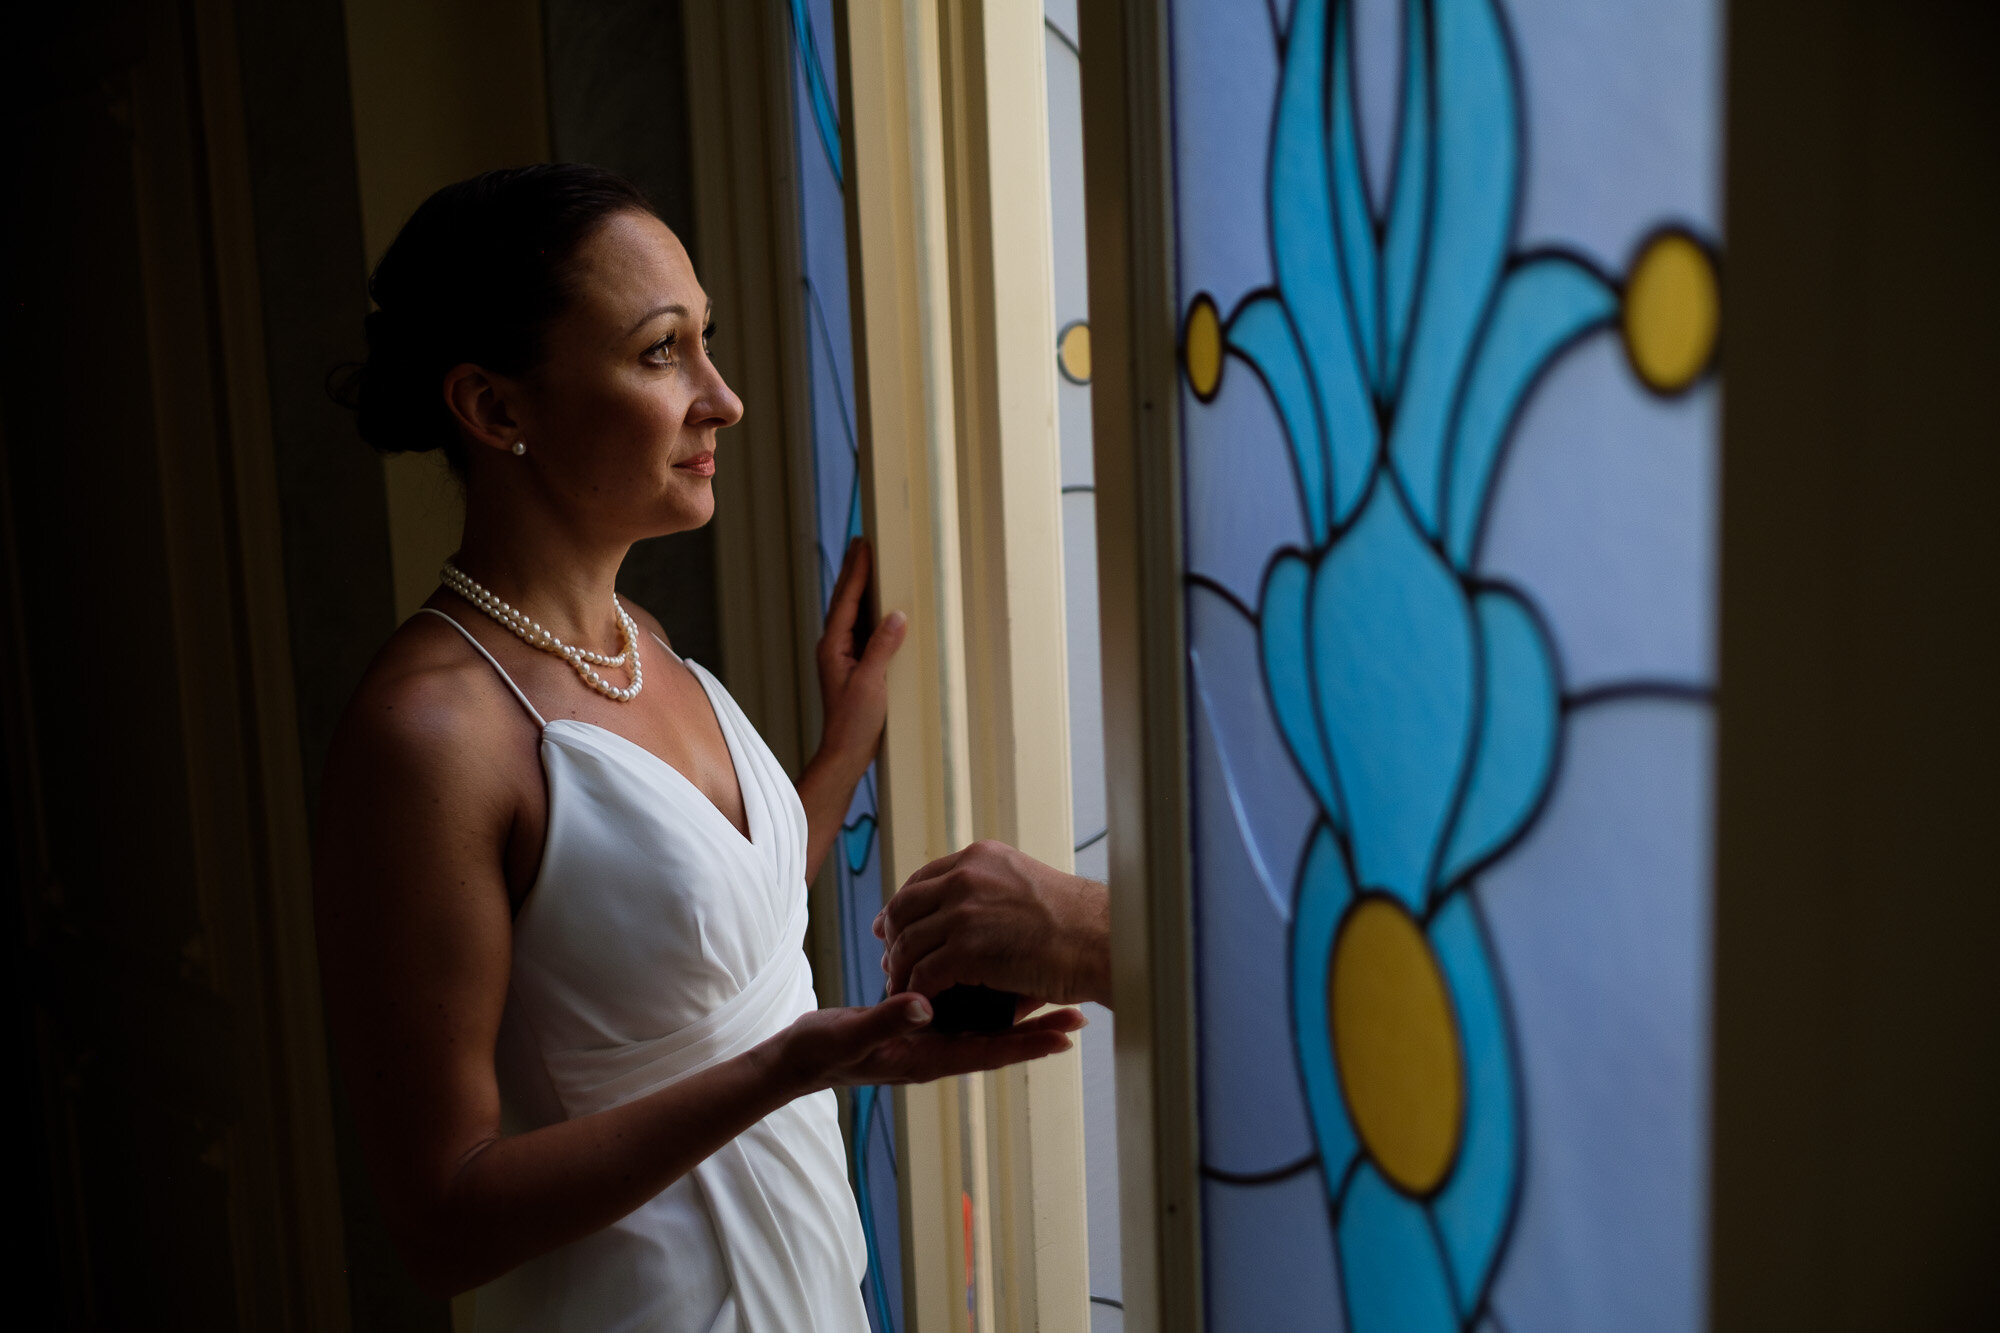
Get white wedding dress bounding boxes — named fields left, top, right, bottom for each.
left=418, top=608, right=869, bottom=1333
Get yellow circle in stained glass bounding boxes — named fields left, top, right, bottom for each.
left=1183, top=294, right=1223, bottom=401
left=1057, top=320, right=1092, bottom=384
left=1622, top=229, right=1719, bottom=394
left=1329, top=896, right=1465, bottom=1195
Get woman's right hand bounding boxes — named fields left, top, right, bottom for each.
left=773, top=993, right=1085, bottom=1093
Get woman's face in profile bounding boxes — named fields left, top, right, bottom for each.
left=512, top=208, right=743, bottom=536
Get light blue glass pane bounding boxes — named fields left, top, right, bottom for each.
left=1336, top=1164, right=1460, bottom=1333
left=1168, top=0, right=1279, bottom=312
left=1189, top=586, right=1318, bottom=1175
left=1507, top=0, right=1722, bottom=265
left=1478, top=340, right=1719, bottom=693
left=1182, top=339, right=1310, bottom=609
left=1480, top=699, right=1711, bottom=1333
left=1193, top=570, right=1330, bottom=871
left=1202, top=1171, right=1345, bottom=1333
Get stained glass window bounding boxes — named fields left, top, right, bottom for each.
left=1167, top=1, right=1720, bottom=1328
left=785, top=2, right=903, bottom=1328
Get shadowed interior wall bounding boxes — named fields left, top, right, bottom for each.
left=1714, top=0, right=2000, bottom=1326
left=341, top=0, right=551, bottom=624
left=543, top=0, right=723, bottom=675
left=2, top=0, right=369, bottom=1324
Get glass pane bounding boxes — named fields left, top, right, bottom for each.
left=1042, top=2, right=1125, bottom=1329
left=1165, top=1, right=1721, bottom=1328
left=785, top=3, right=904, bottom=1328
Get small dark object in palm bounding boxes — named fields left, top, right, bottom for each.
left=927, top=984, right=1018, bottom=1034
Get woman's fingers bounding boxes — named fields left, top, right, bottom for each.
left=874, top=1029, right=1075, bottom=1083
left=822, top=538, right=870, bottom=653
left=856, top=609, right=906, bottom=681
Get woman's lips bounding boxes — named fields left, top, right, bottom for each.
left=675, top=451, right=716, bottom=477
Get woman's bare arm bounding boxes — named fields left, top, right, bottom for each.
left=315, top=662, right=1075, bottom=1296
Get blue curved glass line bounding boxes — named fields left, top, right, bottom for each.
left=1439, top=588, right=1559, bottom=887
left=1270, top=0, right=1378, bottom=529
left=1306, top=487, right=1475, bottom=909
left=787, top=0, right=844, bottom=185
left=1193, top=648, right=1293, bottom=921
left=1428, top=892, right=1520, bottom=1318
left=1289, top=824, right=1360, bottom=1190
left=1443, top=256, right=1617, bottom=566
left=1336, top=1162, right=1462, bottom=1333
left=1386, top=0, right=1518, bottom=535
left=1229, top=295, right=1330, bottom=542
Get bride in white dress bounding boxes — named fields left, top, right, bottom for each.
left=314, top=165, right=1082, bottom=1331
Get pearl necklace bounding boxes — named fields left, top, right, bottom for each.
left=439, top=561, right=645, bottom=702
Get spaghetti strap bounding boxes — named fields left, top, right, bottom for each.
left=414, top=606, right=548, bottom=728
left=649, top=630, right=684, bottom=664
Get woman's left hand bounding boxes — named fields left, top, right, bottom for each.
left=774, top=993, right=1086, bottom=1092
left=814, top=538, right=906, bottom=777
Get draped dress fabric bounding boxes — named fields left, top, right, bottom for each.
left=415, top=609, right=869, bottom=1333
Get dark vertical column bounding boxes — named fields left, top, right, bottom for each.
left=1714, top=1, right=2000, bottom=1326
left=543, top=0, right=724, bottom=675
left=230, top=3, right=437, bottom=1329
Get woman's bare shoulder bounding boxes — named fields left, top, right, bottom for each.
left=323, top=609, right=534, bottom=812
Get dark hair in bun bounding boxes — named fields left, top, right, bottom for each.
left=331, top=163, right=656, bottom=471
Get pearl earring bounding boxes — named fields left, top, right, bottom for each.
left=512, top=440, right=527, bottom=456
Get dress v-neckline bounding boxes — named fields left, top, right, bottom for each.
left=542, top=663, right=759, bottom=851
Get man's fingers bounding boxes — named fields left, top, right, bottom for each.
left=883, top=911, right=954, bottom=994
left=897, top=846, right=968, bottom=897
left=881, top=867, right=955, bottom=939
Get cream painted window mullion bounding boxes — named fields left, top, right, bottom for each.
left=840, top=0, right=977, bottom=1328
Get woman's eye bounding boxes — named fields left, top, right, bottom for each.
left=702, top=324, right=716, bottom=355
left=648, top=336, right=676, bottom=363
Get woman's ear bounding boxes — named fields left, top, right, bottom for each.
left=442, top=362, right=526, bottom=458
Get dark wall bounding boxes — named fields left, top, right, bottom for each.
left=543, top=0, right=725, bottom=677
left=231, top=2, right=445, bottom=1328
left=1713, top=1, right=2000, bottom=1327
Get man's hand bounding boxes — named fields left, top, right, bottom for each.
left=875, top=840, right=1112, bottom=1009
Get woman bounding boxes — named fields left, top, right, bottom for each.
left=315, top=165, right=1081, bottom=1330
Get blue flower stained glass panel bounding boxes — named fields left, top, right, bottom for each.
left=1166, top=1, right=1720, bottom=1328
left=785, top=2, right=903, bottom=1328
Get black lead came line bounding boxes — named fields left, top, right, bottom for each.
left=1562, top=679, right=1715, bottom=712
left=1201, top=1152, right=1321, bottom=1186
